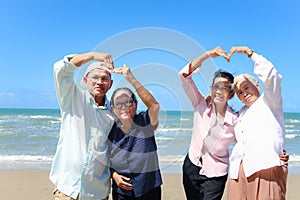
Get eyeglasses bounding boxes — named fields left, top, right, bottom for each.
left=88, top=75, right=111, bottom=83
left=211, top=85, right=231, bottom=93
left=113, top=99, right=134, bottom=109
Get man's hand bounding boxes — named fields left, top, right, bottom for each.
left=70, top=52, right=114, bottom=69
left=280, top=149, right=289, bottom=166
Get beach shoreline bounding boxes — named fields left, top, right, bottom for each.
left=0, top=169, right=299, bottom=200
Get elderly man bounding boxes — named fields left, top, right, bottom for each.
left=50, top=52, right=115, bottom=200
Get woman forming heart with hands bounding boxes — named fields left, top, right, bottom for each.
left=179, top=46, right=288, bottom=200
left=226, top=46, right=288, bottom=200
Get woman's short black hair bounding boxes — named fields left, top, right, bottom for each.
left=213, top=70, right=234, bottom=84
left=212, top=69, right=235, bottom=99
left=110, top=87, right=137, bottom=106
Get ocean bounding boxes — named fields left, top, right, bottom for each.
left=0, top=108, right=300, bottom=174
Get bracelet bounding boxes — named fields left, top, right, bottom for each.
left=247, top=49, right=254, bottom=58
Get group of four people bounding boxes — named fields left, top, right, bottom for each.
left=49, top=46, right=288, bottom=200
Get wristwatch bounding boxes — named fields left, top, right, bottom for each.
left=247, top=49, right=254, bottom=58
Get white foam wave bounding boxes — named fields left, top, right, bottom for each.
left=158, top=155, right=185, bottom=164
left=159, top=154, right=300, bottom=166
left=49, top=120, right=61, bottom=124
left=286, top=129, right=300, bottom=133
left=156, top=137, right=174, bottom=141
left=285, top=125, right=295, bottom=128
left=1, top=154, right=300, bottom=169
left=179, top=118, right=190, bottom=121
left=285, top=134, right=298, bottom=139
left=0, top=155, right=53, bottom=163
left=29, top=115, right=55, bottom=119
left=290, top=155, right=300, bottom=160
left=157, top=128, right=192, bottom=132
left=286, top=119, right=300, bottom=124
left=290, top=155, right=300, bottom=163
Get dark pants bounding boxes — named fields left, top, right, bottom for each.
left=182, top=154, right=228, bottom=200
left=112, top=186, right=161, bottom=200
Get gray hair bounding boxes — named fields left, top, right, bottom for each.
left=234, top=74, right=258, bottom=88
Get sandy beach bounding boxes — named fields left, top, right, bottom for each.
left=0, top=169, right=298, bottom=200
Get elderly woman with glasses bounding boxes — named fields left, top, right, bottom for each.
left=108, top=64, right=162, bottom=200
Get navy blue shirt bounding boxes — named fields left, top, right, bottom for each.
left=108, top=110, right=162, bottom=197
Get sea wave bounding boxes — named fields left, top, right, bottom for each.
left=49, top=120, right=61, bottom=124
left=179, top=118, right=190, bottom=121
left=0, top=155, right=52, bottom=161
left=0, top=155, right=53, bottom=168
left=1, top=154, right=300, bottom=170
left=158, top=155, right=185, bottom=164
left=156, top=128, right=192, bottom=132
left=29, top=115, right=52, bottom=119
left=289, top=155, right=300, bottom=166
left=155, top=137, right=175, bottom=141
left=285, top=125, right=295, bottom=128
left=286, top=129, right=300, bottom=133
left=285, top=134, right=298, bottom=139
left=286, top=119, right=300, bottom=124
left=0, top=114, right=61, bottom=123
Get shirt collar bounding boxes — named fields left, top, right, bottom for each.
left=88, top=93, right=111, bottom=110
left=207, top=104, right=237, bottom=126
left=223, top=106, right=237, bottom=126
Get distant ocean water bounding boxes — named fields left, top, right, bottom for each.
left=0, top=108, right=300, bottom=174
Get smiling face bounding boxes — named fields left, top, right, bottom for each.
left=83, top=68, right=113, bottom=98
left=234, top=75, right=260, bottom=107
left=111, top=88, right=137, bottom=121
left=211, top=77, right=233, bottom=106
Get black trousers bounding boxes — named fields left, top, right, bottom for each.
left=112, top=186, right=161, bottom=200
left=182, top=154, right=228, bottom=200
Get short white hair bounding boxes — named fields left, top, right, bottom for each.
left=234, top=74, right=258, bottom=88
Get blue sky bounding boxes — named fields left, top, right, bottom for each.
left=0, top=0, right=299, bottom=112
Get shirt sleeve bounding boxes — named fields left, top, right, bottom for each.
left=53, top=54, right=78, bottom=109
left=136, top=110, right=158, bottom=133
left=252, top=53, right=283, bottom=108
left=178, top=62, right=206, bottom=108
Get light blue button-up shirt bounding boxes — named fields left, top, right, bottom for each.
left=49, top=55, right=114, bottom=199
